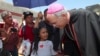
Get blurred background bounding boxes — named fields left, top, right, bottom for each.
left=0, top=0, right=100, bottom=25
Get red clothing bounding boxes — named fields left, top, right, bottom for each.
left=2, top=21, right=19, bottom=51
left=19, top=25, right=34, bottom=43
left=4, top=32, right=19, bottom=51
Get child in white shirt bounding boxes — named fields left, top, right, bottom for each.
left=31, top=26, right=57, bottom=56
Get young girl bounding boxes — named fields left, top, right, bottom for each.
left=31, top=26, right=57, bottom=56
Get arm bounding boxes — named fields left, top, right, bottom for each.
left=17, top=37, right=23, bottom=49
left=3, top=27, right=12, bottom=44
left=17, top=27, right=23, bottom=49
left=50, top=41, right=58, bottom=56
left=34, top=17, right=40, bottom=28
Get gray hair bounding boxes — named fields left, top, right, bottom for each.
left=1, top=11, right=12, bottom=19
left=54, top=9, right=67, bottom=17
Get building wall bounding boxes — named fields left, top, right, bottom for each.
left=0, top=1, right=38, bottom=26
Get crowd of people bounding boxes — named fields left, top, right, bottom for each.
left=0, top=3, right=100, bottom=56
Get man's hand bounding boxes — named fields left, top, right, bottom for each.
left=56, top=50, right=64, bottom=56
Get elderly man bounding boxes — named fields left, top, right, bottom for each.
left=1, top=11, right=19, bottom=56
left=46, top=3, right=100, bottom=56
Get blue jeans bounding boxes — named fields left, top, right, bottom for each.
left=0, top=49, right=10, bottom=56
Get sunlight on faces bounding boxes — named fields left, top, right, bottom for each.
left=3, top=13, right=13, bottom=25
left=46, top=10, right=69, bottom=29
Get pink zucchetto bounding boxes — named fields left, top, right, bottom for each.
left=47, top=3, right=64, bottom=14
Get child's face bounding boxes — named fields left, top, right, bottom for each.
left=39, top=28, right=48, bottom=41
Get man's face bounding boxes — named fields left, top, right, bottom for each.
left=46, top=14, right=68, bottom=29
left=3, top=14, right=13, bottom=25
left=25, top=15, right=33, bottom=23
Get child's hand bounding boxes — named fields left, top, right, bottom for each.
left=56, top=51, right=64, bottom=56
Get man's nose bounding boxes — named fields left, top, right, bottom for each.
left=8, top=18, right=12, bottom=21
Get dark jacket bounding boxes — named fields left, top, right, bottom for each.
left=63, top=9, right=100, bottom=56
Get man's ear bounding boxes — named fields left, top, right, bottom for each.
left=46, top=14, right=51, bottom=19
left=61, top=13, right=67, bottom=18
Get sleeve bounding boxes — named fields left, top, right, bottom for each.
left=50, top=41, right=57, bottom=55
left=53, top=28, right=60, bottom=51
left=85, top=11, right=100, bottom=56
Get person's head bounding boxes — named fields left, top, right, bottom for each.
left=46, top=3, right=70, bottom=29
left=38, top=11, right=43, bottom=20
left=1, top=11, right=13, bottom=25
left=36, top=26, right=48, bottom=41
left=33, top=26, right=48, bottom=53
left=23, top=11, right=34, bottom=24
left=44, top=9, right=48, bottom=19
left=39, top=27, right=48, bottom=41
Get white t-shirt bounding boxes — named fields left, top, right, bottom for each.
left=18, top=39, right=31, bottom=56
left=31, top=40, right=57, bottom=56
left=0, top=39, right=3, bottom=49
